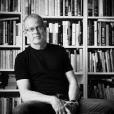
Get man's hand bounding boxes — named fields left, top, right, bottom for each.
left=64, top=101, right=79, bottom=114
left=50, top=96, right=66, bottom=114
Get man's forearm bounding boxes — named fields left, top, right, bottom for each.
left=65, top=70, right=80, bottom=101
left=68, top=79, right=79, bottom=101
left=20, top=89, right=67, bottom=114
left=20, top=89, right=53, bottom=104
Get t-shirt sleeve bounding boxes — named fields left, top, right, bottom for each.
left=14, top=53, right=29, bottom=80
left=62, top=48, right=73, bottom=72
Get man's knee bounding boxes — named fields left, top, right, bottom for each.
left=79, top=98, right=114, bottom=114
left=13, top=101, right=55, bottom=114
left=13, top=102, right=31, bottom=114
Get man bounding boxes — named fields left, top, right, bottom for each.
left=14, top=14, right=79, bottom=114
left=14, top=14, right=114, bottom=114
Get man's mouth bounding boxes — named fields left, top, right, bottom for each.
left=34, top=36, right=40, bottom=38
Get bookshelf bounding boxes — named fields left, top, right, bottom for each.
left=0, top=0, right=22, bottom=113
left=0, top=0, right=114, bottom=113
left=87, top=0, right=114, bottom=100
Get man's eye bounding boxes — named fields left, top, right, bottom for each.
left=30, top=28, right=35, bottom=31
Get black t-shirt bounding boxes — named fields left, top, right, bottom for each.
left=15, top=43, right=73, bottom=97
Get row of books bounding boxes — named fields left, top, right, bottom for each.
left=23, top=0, right=83, bottom=18
left=0, top=72, right=17, bottom=89
left=0, top=50, right=19, bottom=69
left=88, top=49, right=114, bottom=72
left=88, top=0, right=114, bottom=16
left=5, top=74, right=17, bottom=90
left=0, top=20, right=21, bottom=46
left=61, top=21, right=82, bottom=46
left=88, top=79, right=114, bottom=100
left=88, top=20, right=114, bottom=46
left=67, top=49, right=83, bottom=72
left=0, top=72, right=8, bottom=89
left=0, top=97, right=21, bottom=114
left=0, top=0, right=21, bottom=12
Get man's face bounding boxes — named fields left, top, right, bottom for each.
left=25, top=18, right=46, bottom=45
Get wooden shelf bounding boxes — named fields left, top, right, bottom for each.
left=0, top=69, right=14, bottom=72
left=74, top=72, right=83, bottom=75
left=87, top=46, right=114, bottom=49
left=64, top=46, right=84, bottom=49
left=0, top=12, right=21, bottom=22
left=0, top=12, right=21, bottom=16
left=88, top=16, right=114, bottom=19
left=0, top=45, right=21, bottom=49
left=88, top=72, right=114, bottom=75
left=0, top=89, right=19, bottom=92
left=42, top=16, right=84, bottom=20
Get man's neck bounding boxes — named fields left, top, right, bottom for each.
left=31, top=42, right=47, bottom=50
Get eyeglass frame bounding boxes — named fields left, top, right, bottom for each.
left=25, top=25, right=44, bottom=33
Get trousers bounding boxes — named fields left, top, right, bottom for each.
left=13, top=98, right=114, bottom=114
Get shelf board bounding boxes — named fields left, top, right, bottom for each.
left=43, top=16, right=84, bottom=20
left=0, top=69, right=14, bottom=72
left=25, top=45, right=84, bottom=49
left=64, top=45, right=84, bottom=49
left=0, top=45, right=21, bottom=49
left=88, top=72, right=114, bottom=75
left=87, top=46, right=114, bottom=49
left=74, top=72, right=83, bottom=75
left=0, top=89, right=19, bottom=92
left=0, top=12, right=21, bottom=22
left=88, top=16, right=114, bottom=19
left=0, top=12, right=21, bottom=16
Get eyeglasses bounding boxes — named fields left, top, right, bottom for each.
left=25, top=26, right=43, bottom=33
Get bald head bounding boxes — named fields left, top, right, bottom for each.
left=24, top=14, right=44, bottom=30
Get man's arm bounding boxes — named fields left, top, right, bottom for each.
left=65, top=70, right=80, bottom=101
left=17, top=79, right=66, bottom=114
left=17, top=79, right=53, bottom=103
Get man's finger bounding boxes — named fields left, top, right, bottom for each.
left=65, top=107, right=71, bottom=114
